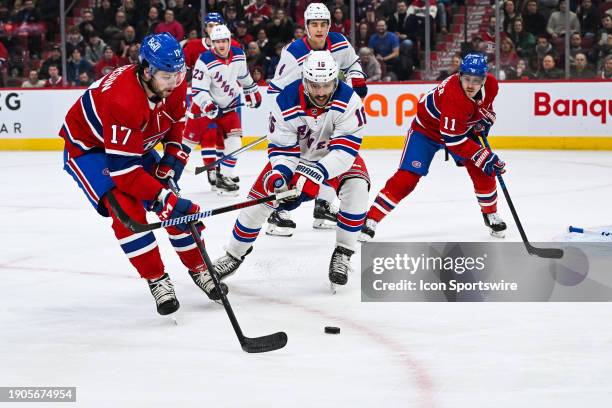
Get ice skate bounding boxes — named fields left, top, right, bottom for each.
left=215, top=171, right=239, bottom=196
left=329, top=246, right=354, bottom=286
left=147, top=273, right=180, bottom=315
left=213, top=247, right=252, bottom=280
left=483, top=212, right=507, bottom=238
left=312, top=199, right=337, bottom=229
left=266, top=210, right=296, bottom=237
left=358, top=218, right=377, bottom=242
left=189, top=269, right=228, bottom=301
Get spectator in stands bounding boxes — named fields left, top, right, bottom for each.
left=94, top=46, right=122, bottom=79
left=148, top=0, right=165, bottom=16
left=66, top=26, right=87, bottom=57
left=378, top=0, right=399, bottom=18
left=406, top=0, right=437, bottom=50
left=21, top=69, right=45, bottom=88
left=44, top=64, right=63, bottom=87
left=329, top=0, right=349, bottom=19
left=547, top=0, right=580, bottom=42
left=363, top=4, right=377, bottom=33
left=436, top=52, right=461, bottom=80
left=275, top=0, right=295, bottom=21
left=245, top=0, right=272, bottom=23
left=293, top=25, right=305, bottom=40
left=509, top=18, right=536, bottom=58
left=534, top=34, right=558, bottom=70
left=571, top=51, right=595, bottom=78
left=467, top=35, right=487, bottom=56
left=67, top=48, right=93, bottom=86
left=78, top=71, right=92, bottom=86
left=119, top=26, right=138, bottom=53
left=40, top=45, right=63, bottom=80
left=224, top=6, right=239, bottom=33
left=124, top=44, right=140, bottom=65
left=84, top=32, right=107, bottom=66
left=104, top=10, right=130, bottom=52
left=267, top=42, right=285, bottom=79
left=577, top=0, right=601, bottom=38
left=251, top=65, right=267, bottom=86
left=481, top=16, right=497, bottom=61
left=539, top=0, right=560, bottom=22
left=369, top=19, right=400, bottom=79
left=256, top=28, right=274, bottom=58
left=359, top=46, right=382, bottom=82
left=267, top=8, right=295, bottom=46
left=94, top=0, right=116, bottom=33
left=599, top=55, right=612, bottom=79
left=388, top=1, right=417, bottom=55
left=538, top=54, right=563, bottom=78
left=522, top=0, right=547, bottom=37
left=137, top=7, right=160, bottom=41
left=502, top=0, right=518, bottom=34
left=595, top=14, right=612, bottom=49
left=499, top=36, right=520, bottom=72
left=593, top=28, right=612, bottom=68
left=505, top=58, right=536, bottom=79
left=567, top=32, right=587, bottom=65
left=355, top=0, right=370, bottom=23
left=355, top=22, right=372, bottom=49
left=120, top=0, right=139, bottom=27
left=330, top=7, right=351, bottom=36
left=173, top=0, right=197, bottom=34
left=246, top=41, right=270, bottom=74
left=15, top=0, right=40, bottom=24
left=155, top=9, right=184, bottom=41
left=79, top=9, right=98, bottom=40
left=235, top=21, right=254, bottom=48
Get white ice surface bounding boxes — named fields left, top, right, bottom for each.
left=1, top=150, right=612, bottom=407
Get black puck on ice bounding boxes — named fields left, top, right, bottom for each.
left=324, top=326, right=340, bottom=334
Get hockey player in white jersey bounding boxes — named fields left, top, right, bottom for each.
left=266, top=2, right=368, bottom=236
left=212, top=51, right=370, bottom=288
left=188, top=25, right=262, bottom=195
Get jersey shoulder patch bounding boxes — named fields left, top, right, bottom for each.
left=330, top=81, right=353, bottom=107
left=198, top=50, right=218, bottom=66
left=286, top=39, right=309, bottom=63
left=230, top=46, right=245, bottom=56
left=327, top=32, right=350, bottom=53
left=276, top=80, right=303, bottom=121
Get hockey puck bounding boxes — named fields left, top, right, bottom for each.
left=324, top=326, right=340, bottom=334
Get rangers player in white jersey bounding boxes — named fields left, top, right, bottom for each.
left=266, top=2, right=368, bottom=236
left=187, top=25, right=262, bottom=195
left=212, top=51, right=370, bottom=289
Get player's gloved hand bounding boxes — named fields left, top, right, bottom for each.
left=471, top=147, right=506, bottom=176
left=155, top=143, right=189, bottom=183
left=477, top=107, right=496, bottom=129
left=151, top=188, right=200, bottom=232
left=351, top=77, right=368, bottom=98
left=281, top=162, right=325, bottom=211
left=244, top=85, right=262, bottom=108
left=263, top=169, right=288, bottom=195
left=202, top=101, right=221, bottom=119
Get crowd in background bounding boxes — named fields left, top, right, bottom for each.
left=0, top=0, right=610, bottom=88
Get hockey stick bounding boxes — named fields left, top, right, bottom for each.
left=568, top=226, right=612, bottom=237
left=480, top=133, right=564, bottom=259
left=106, top=188, right=298, bottom=233
left=193, top=136, right=267, bottom=175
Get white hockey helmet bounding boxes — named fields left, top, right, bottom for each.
left=210, top=24, right=232, bottom=42
left=302, top=51, right=338, bottom=107
left=304, top=3, right=331, bottom=38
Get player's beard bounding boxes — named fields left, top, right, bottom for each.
left=149, top=77, right=173, bottom=100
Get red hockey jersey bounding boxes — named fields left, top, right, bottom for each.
left=412, top=72, right=498, bottom=159
left=59, top=64, right=187, bottom=201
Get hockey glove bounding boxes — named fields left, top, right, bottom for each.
left=155, top=143, right=189, bottom=183
left=281, top=162, right=325, bottom=211
left=244, top=85, right=262, bottom=108
left=151, top=188, right=200, bottom=232
left=476, top=107, right=496, bottom=133
left=263, top=169, right=289, bottom=195
left=471, top=147, right=506, bottom=176
left=202, top=101, right=221, bottom=119
left=351, top=77, right=368, bottom=98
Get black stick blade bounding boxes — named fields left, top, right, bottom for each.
left=528, top=246, right=564, bottom=259
left=241, top=332, right=288, bottom=353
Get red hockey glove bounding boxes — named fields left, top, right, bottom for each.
left=155, top=143, right=189, bottom=183
left=151, top=189, right=200, bottom=232
left=244, top=84, right=262, bottom=108
left=263, top=169, right=288, bottom=195
left=351, top=77, right=368, bottom=98
left=285, top=162, right=325, bottom=208
left=471, top=148, right=506, bottom=176
left=202, top=101, right=221, bottom=119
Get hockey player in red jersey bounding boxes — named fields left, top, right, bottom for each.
left=359, top=53, right=507, bottom=241
left=183, top=12, right=243, bottom=191
left=60, top=33, right=227, bottom=315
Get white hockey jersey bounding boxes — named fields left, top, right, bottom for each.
left=267, top=32, right=365, bottom=95
left=191, top=46, right=257, bottom=110
left=267, top=79, right=366, bottom=182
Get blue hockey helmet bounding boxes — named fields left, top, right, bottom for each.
left=204, top=12, right=225, bottom=25
left=460, top=53, right=488, bottom=77
left=139, top=33, right=185, bottom=74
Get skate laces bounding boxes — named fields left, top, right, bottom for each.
left=487, top=213, right=503, bottom=225
left=277, top=210, right=291, bottom=220
left=216, top=254, right=241, bottom=276
left=193, top=270, right=215, bottom=292
left=366, top=218, right=378, bottom=229
left=149, top=277, right=175, bottom=303
left=332, top=248, right=353, bottom=275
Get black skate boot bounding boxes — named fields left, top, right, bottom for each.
left=189, top=269, right=228, bottom=301
left=206, top=168, right=217, bottom=191
left=215, top=169, right=239, bottom=196
left=329, top=246, right=354, bottom=285
left=266, top=210, right=296, bottom=237
left=213, top=247, right=252, bottom=280
left=312, top=199, right=337, bottom=229
left=147, top=273, right=180, bottom=315
left=231, top=176, right=240, bottom=183
left=358, top=218, right=378, bottom=242
left=483, top=212, right=507, bottom=238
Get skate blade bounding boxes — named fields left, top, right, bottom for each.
left=313, top=220, right=337, bottom=229
left=357, top=233, right=373, bottom=242
left=265, top=226, right=294, bottom=237
left=490, top=229, right=506, bottom=238
left=330, top=282, right=337, bottom=295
